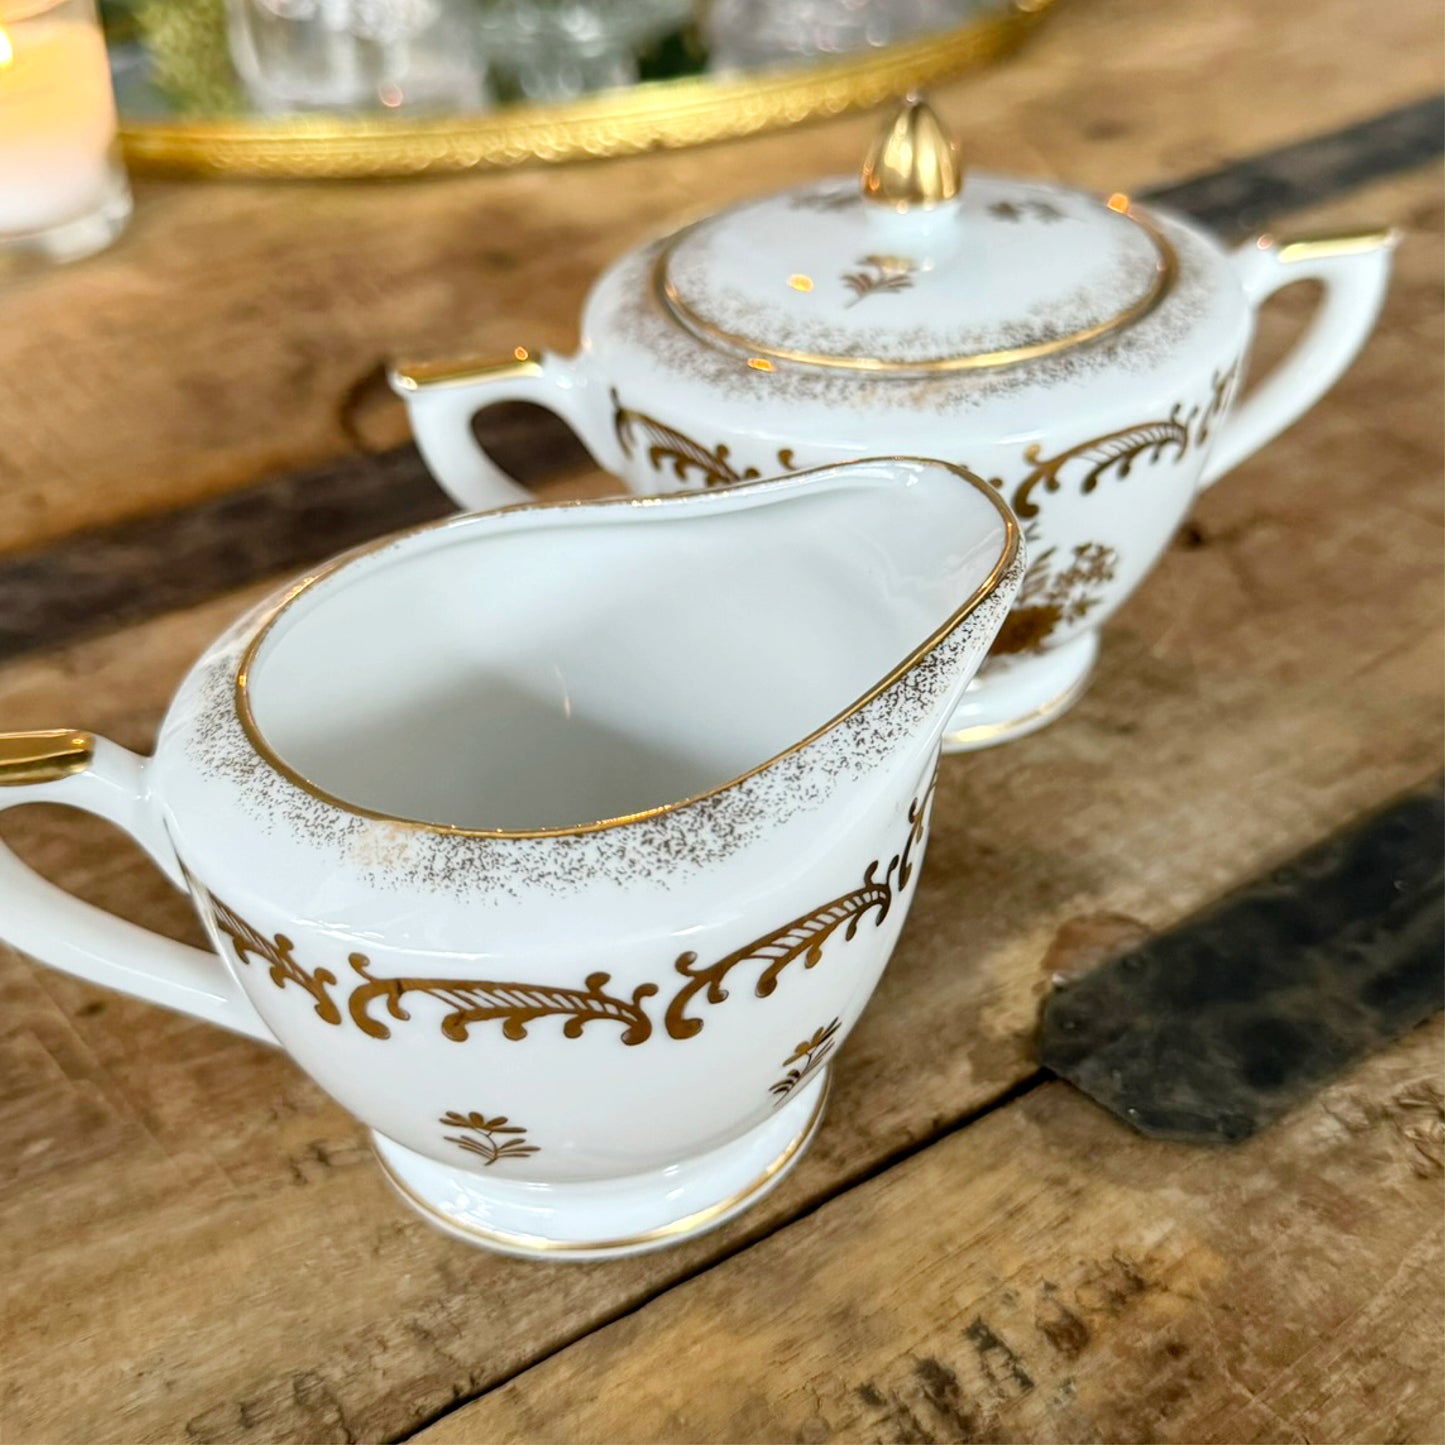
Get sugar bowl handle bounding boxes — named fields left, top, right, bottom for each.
left=0, top=731, right=275, bottom=1043
left=1202, top=228, right=1396, bottom=488
left=390, top=347, right=614, bottom=512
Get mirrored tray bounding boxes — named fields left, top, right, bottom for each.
left=104, top=0, right=1057, bottom=178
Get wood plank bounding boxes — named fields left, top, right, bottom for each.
left=1145, top=97, right=1443, bottom=231
left=0, top=428, right=591, bottom=666
left=0, top=162, right=1439, bottom=1443
left=0, top=0, right=1441, bottom=556
left=414, top=1019, right=1445, bottom=1445
left=1039, top=789, right=1443, bottom=1142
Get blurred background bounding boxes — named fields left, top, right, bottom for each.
left=0, top=2, right=1440, bottom=1442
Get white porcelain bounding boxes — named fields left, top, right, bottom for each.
left=0, top=459, right=1021, bottom=1259
left=394, top=99, right=1394, bottom=749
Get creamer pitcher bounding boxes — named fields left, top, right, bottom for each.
left=0, top=458, right=1021, bottom=1257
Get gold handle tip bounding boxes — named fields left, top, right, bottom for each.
left=0, top=730, right=94, bottom=786
left=1275, top=227, right=1400, bottom=263
left=389, top=348, right=541, bottom=393
left=861, top=94, right=964, bottom=210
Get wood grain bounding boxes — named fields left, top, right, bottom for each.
left=414, top=1019, right=1445, bottom=1445
left=0, top=160, right=1439, bottom=1442
left=0, top=0, right=1441, bottom=556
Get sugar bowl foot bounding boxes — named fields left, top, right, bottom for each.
left=942, top=632, right=1098, bottom=752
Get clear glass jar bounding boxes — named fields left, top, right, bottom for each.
left=0, top=0, right=132, bottom=264
left=705, top=0, right=974, bottom=73
left=476, top=0, right=694, bottom=102
left=225, top=0, right=485, bottom=113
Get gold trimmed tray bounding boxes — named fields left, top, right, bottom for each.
left=116, top=0, right=1057, bottom=179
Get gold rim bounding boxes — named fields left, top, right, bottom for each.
left=373, top=1074, right=829, bottom=1256
left=233, top=458, right=1020, bottom=839
left=117, top=5, right=1055, bottom=180
left=654, top=204, right=1179, bottom=374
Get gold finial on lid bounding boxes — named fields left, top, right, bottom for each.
left=860, top=95, right=963, bottom=209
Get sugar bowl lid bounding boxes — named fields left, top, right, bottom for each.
left=653, top=97, right=1178, bottom=376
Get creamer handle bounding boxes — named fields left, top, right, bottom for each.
left=0, top=731, right=275, bottom=1044
left=1201, top=229, right=1396, bottom=488
left=389, top=348, right=616, bottom=512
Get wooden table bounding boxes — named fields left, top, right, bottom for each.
left=1, top=0, right=1441, bottom=1439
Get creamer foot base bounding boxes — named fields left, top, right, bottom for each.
left=372, top=1074, right=829, bottom=1261
left=941, top=632, right=1097, bottom=752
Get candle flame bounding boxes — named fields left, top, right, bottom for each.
left=0, top=28, right=13, bottom=68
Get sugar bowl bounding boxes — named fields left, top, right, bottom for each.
left=394, top=98, right=1393, bottom=748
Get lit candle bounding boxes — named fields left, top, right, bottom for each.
left=0, top=0, right=128, bottom=252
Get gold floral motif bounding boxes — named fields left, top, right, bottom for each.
left=440, top=1111, right=540, bottom=1166
left=206, top=890, right=342, bottom=1026
left=1193, top=363, right=1239, bottom=448
left=346, top=957, right=657, bottom=1044
left=770, top=1019, right=840, bottom=1104
left=381, top=1082, right=829, bottom=1256
left=1002, top=407, right=1195, bottom=521
left=990, top=540, right=1120, bottom=656
left=842, top=254, right=917, bottom=307
left=789, top=186, right=857, bottom=212
left=665, top=778, right=935, bottom=1040
left=612, top=389, right=795, bottom=487
left=988, top=199, right=1065, bottom=222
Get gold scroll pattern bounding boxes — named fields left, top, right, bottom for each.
left=665, top=777, right=933, bottom=1040
left=203, top=891, right=656, bottom=1045
left=1193, top=362, right=1239, bottom=449
left=1002, top=407, right=1194, bottom=522
left=345, top=958, right=658, bottom=1045
left=614, top=363, right=1237, bottom=510
left=440, top=1110, right=540, bottom=1166
left=769, top=1019, right=840, bottom=1105
left=207, top=891, right=342, bottom=1026
left=993, top=363, right=1242, bottom=523
left=612, top=389, right=795, bottom=489
left=198, top=777, right=935, bottom=1049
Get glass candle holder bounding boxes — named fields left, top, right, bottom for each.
left=0, top=0, right=131, bottom=265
